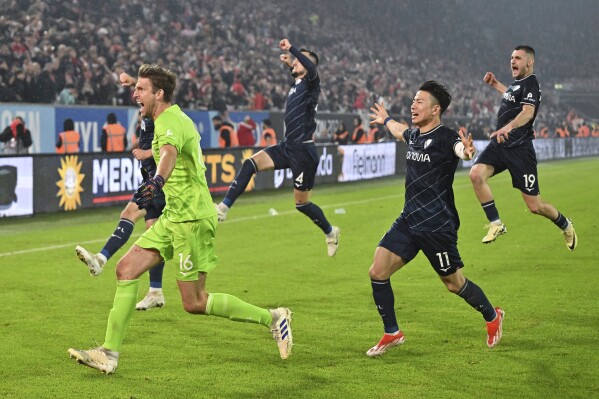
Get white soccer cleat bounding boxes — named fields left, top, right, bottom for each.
left=326, top=226, right=341, bottom=257
left=215, top=203, right=228, bottom=222
left=270, top=307, right=293, bottom=359
left=482, top=223, right=506, bottom=244
left=135, top=292, right=165, bottom=310
left=562, top=218, right=577, bottom=251
left=68, top=347, right=119, bottom=374
left=75, top=245, right=105, bottom=276
left=366, top=330, right=405, bottom=357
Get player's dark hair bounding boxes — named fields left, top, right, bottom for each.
left=515, top=45, right=535, bottom=58
left=138, top=64, right=177, bottom=103
left=212, top=115, right=223, bottom=122
left=419, top=80, right=451, bottom=115
left=107, top=112, right=117, bottom=124
left=263, top=118, right=271, bottom=127
left=300, top=48, right=319, bottom=66
left=63, top=118, right=74, bottom=131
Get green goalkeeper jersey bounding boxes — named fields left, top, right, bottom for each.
left=152, top=104, right=216, bottom=222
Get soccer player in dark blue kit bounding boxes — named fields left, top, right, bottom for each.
left=216, top=38, right=340, bottom=257
left=366, top=81, right=504, bottom=357
left=470, top=45, right=577, bottom=249
left=76, top=113, right=167, bottom=310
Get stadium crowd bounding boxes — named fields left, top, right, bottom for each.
left=0, top=0, right=597, bottom=141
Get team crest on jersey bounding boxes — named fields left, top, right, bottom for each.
left=424, top=139, right=433, bottom=149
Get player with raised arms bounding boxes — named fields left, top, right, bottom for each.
left=366, top=81, right=504, bottom=357
left=470, top=45, right=577, bottom=249
left=215, top=38, right=340, bottom=257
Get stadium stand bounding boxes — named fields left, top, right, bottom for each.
left=1, top=0, right=597, bottom=139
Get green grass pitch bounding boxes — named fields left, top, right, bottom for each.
left=0, top=157, right=597, bottom=399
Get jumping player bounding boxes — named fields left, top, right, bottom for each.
left=366, top=81, right=504, bottom=357
left=470, top=45, right=577, bottom=249
left=215, top=38, right=340, bottom=257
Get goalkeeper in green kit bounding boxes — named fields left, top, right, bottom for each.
left=68, top=64, right=293, bottom=374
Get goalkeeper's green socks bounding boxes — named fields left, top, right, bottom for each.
left=103, top=279, right=140, bottom=352
left=206, top=293, right=273, bottom=327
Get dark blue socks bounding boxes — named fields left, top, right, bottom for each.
left=149, top=262, right=164, bottom=289
left=481, top=200, right=500, bottom=223
left=371, top=278, right=399, bottom=334
left=223, top=158, right=257, bottom=208
left=296, top=201, right=332, bottom=234
left=457, top=279, right=496, bottom=322
left=553, top=212, right=569, bottom=230
left=100, top=218, right=135, bottom=260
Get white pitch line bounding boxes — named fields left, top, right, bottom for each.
left=0, top=178, right=509, bottom=259
left=0, top=191, right=407, bottom=258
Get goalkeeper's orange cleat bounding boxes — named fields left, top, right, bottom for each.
left=366, top=330, right=405, bottom=357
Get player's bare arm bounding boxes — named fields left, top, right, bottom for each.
left=132, top=148, right=153, bottom=161
left=369, top=101, right=408, bottom=142
left=483, top=72, right=507, bottom=94
left=490, top=104, right=535, bottom=143
left=155, top=144, right=178, bottom=181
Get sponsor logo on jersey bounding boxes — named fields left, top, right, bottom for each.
left=406, top=151, right=431, bottom=162
left=502, top=92, right=516, bottom=102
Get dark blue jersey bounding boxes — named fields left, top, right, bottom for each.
left=137, top=118, right=157, bottom=179
left=283, top=46, right=320, bottom=144
left=400, top=125, right=462, bottom=232
left=495, top=74, right=541, bottom=148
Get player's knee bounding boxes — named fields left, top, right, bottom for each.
left=445, top=281, right=462, bottom=294
left=115, top=260, right=135, bottom=280
left=369, top=264, right=389, bottom=280
left=469, top=168, right=483, bottom=186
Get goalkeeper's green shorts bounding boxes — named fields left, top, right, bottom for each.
left=135, top=215, right=218, bottom=281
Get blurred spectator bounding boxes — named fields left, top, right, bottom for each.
left=213, top=115, right=237, bottom=148
left=368, top=124, right=382, bottom=143
left=237, top=115, right=256, bottom=147
left=260, top=118, right=277, bottom=147
left=351, top=116, right=367, bottom=144
left=56, top=83, right=77, bottom=105
left=332, top=122, right=349, bottom=144
left=0, top=0, right=594, bottom=144
left=101, top=112, right=127, bottom=152
left=0, top=116, right=32, bottom=154
left=56, top=118, right=80, bottom=153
